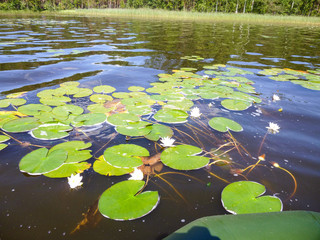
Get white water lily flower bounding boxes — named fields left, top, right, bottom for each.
left=160, top=136, right=175, bottom=148
left=208, top=102, right=213, bottom=108
left=68, top=173, right=83, bottom=189
left=202, top=75, right=209, bottom=79
left=128, top=168, right=144, bottom=181
left=266, top=122, right=280, bottom=134
left=272, top=94, right=280, bottom=101
left=190, top=107, right=202, bottom=118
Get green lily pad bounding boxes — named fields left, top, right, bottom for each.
left=221, top=181, right=283, bottom=214
left=72, top=113, right=107, bottom=127
left=59, top=86, right=80, bottom=95
left=104, top=144, right=149, bottom=168
left=116, top=121, right=152, bottom=137
left=144, top=124, right=173, bottom=141
left=2, top=117, right=40, bottom=133
left=93, top=155, right=134, bottom=176
left=107, top=113, right=140, bottom=126
left=60, top=81, right=80, bottom=87
left=31, top=123, right=72, bottom=140
left=93, top=85, right=116, bottom=94
left=18, top=104, right=52, bottom=116
left=154, top=109, right=188, bottom=123
left=0, top=135, right=10, bottom=143
left=52, top=105, right=84, bottom=117
left=40, top=96, right=71, bottom=106
left=208, top=117, right=243, bottom=132
left=0, top=113, right=18, bottom=128
left=87, top=104, right=111, bottom=113
left=161, top=145, right=209, bottom=170
left=112, top=92, right=130, bottom=99
left=48, top=141, right=92, bottom=163
left=73, top=88, right=93, bottom=98
left=0, top=98, right=27, bottom=108
left=269, top=75, right=299, bottom=81
left=98, top=180, right=159, bottom=220
left=44, top=162, right=91, bottom=178
left=19, top=148, right=67, bottom=175
left=0, top=143, right=7, bottom=151
left=221, top=99, right=252, bottom=111
left=90, top=94, right=113, bottom=104
left=128, top=86, right=145, bottom=92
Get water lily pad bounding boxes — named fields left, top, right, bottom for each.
left=87, top=104, right=111, bottom=113
left=0, top=144, right=7, bottom=151
left=144, top=124, right=173, bottom=141
left=0, top=135, right=10, bottom=142
left=221, top=181, right=283, bottom=214
left=90, top=94, right=113, bottom=104
left=31, top=123, right=72, bottom=140
left=116, top=121, right=151, bottom=137
left=161, top=145, right=209, bottom=170
left=154, top=109, right=188, bottom=123
left=73, top=88, right=93, bottom=98
left=48, top=141, right=92, bottom=163
left=40, top=96, right=71, bottom=106
left=112, top=92, right=130, bottom=99
left=6, top=92, right=27, bottom=99
left=221, top=99, right=252, bottom=111
left=93, top=85, right=116, bottom=94
left=72, top=113, right=107, bottom=127
left=107, top=113, right=140, bottom=126
left=209, top=117, right=243, bottom=132
left=2, top=117, right=40, bottom=133
left=44, top=162, right=91, bottom=178
left=98, top=180, right=159, bottom=220
left=60, top=81, right=80, bottom=87
left=19, top=148, right=67, bottom=175
left=104, top=144, right=149, bottom=168
left=59, top=86, right=79, bottom=95
left=128, top=86, right=145, bottom=92
left=18, top=104, right=52, bottom=116
left=93, top=155, right=134, bottom=176
left=52, top=105, right=83, bottom=117
left=0, top=98, right=27, bottom=108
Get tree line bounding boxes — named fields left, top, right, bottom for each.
left=0, top=0, right=319, bottom=16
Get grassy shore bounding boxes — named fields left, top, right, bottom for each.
left=1, top=8, right=320, bottom=26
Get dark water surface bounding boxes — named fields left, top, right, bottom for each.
left=0, top=15, right=319, bottom=240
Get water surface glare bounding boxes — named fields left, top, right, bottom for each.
left=0, top=15, right=319, bottom=240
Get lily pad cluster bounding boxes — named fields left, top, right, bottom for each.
left=259, top=68, right=320, bottom=91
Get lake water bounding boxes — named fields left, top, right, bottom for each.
left=0, top=15, right=319, bottom=240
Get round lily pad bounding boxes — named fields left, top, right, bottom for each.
left=72, top=113, right=107, bottom=127
left=93, top=85, right=116, bottom=94
left=0, top=143, right=7, bottom=151
left=18, top=104, right=52, bottom=116
left=90, top=94, right=113, bottom=104
left=93, top=155, right=134, bottom=176
left=87, top=104, right=111, bottom=113
left=208, top=117, right=243, bottom=132
left=31, top=123, right=72, bottom=140
left=2, top=117, right=40, bottom=133
left=0, top=135, right=10, bottom=143
left=0, top=98, right=27, bottom=108
left=98, top=180, right=159, bottom=220
left=104, top=144, right=149, bottom=168
left=52, top=105, right=84, bottom=117
left=40, top=96, right=71, bottom=106
left=154, top=109, right=188, bottom=123
left=19, top=148, right=67, bottom=175
left=48, top=141, right=92, bottom=163
left=161, top=145, right=209, bottom=170
left=221, top=181, right=283, bottom=214
left=44, top=162, right=91, bottom=178
left=107, top=113, right=140, bottom=126
left=116, top=121, right=152, bottom=137
left=128, top=86, right=145, bottom=92
left=73, top=88, right=93, bottom=98
left=221, top=99, right=252, bottom=111
left=144, top=124, right=173, bottom=141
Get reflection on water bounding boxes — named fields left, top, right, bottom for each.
left=0, top=15, right=319, bottom=240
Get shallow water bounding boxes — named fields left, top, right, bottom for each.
left=0, top=15, right=319, bottom=240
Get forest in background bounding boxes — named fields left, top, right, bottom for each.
left=0, top=0, right=319, bottom=16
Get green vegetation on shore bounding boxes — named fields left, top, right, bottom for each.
left=1, top=8, right=319, bottom=26
left=1, top=0, right=320, bottom=17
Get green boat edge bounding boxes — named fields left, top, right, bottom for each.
left=164, top=211, right=320, bottom=240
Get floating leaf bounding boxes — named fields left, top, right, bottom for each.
left=73, top=113, right=106, bottom=127
left=2, top=117, right=40, bottom=133
left=116, top=121, right=151, bottom=137
left=18, top=104, right=52, bottom=116
left=0, top=144, right=7, bottom=151
left=90, top=94, right=113, bottom=104
left=98, top=180, right=159, bottom=220
left=128, top=86, right=145, bottom=92
left=221, top=99, right=252, bottom=111
left=73, top=88, right=93, bottom=98
left=44, top=162, right=91, bottom=178
left=144, top=124, right=173, bottom=141
left=154, top=109, right=188, bottom=123
left=161, top=145, right=209, bottom=170
left=6, top=92, right=27, bottom=99
left=48, top=141, right=92, bottom=163
left=93, top=155, right=133, bottom=176
left=107, top=113, right=140, bottom=126
left=19, top=148, right=67, bottom=175
left=208, top=117, right=243, bottom=132
left=60, top=81, right=80, bottom=87
left=93, top=85, right=116, bottom=94
left=103, top=144, right=148, bottom=168
left=0, top=135, right=10, bottom=143
left=40, top=96, right=71, bottom=106
left=52, top=105, right=83, bottom=117
left=221, top=181, right=283, bottom=214
left=87, top=104, right=111, bottom=113
left=0, top=98, right=27, bottom=108
left=31, top=123, right=72, bottom=140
